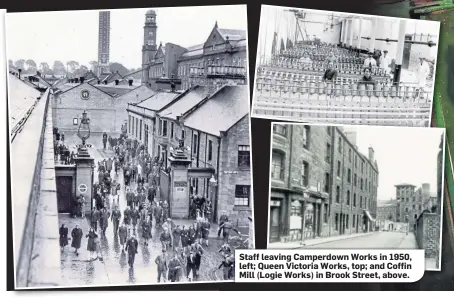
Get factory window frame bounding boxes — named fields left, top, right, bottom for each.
left=347, top=190, right=350, bottom=206
left=271, top=150, right=285, bottom=180
left=347, top=169, right=351, bottom=183
left=349, top=148, right=352, bottom=162
left=360, top=178, right=363, bottom=190
left=325, top=143, right=331, bottom=163
left=338, top=137, right=342, bottom=153
left=208, top=140, right=213, bottom=162
left=170, top=122, right=174, bottom=139
left=162, top=120, right=168, bottom=137
left=334, top=213, right=339, bottom=231
left=301, top=161, right=309, bottom=187
left=324, top=173, right=330, bottom=193
left=192, top=133, right=198, bottom=155
left=135, top=118, right=138, bottom=138
left=273, top=124, right=287, bottom=137
left=354, top=174, right=357, bottom=186
left=234, top=185, right=250, bottom=206
left=303, top=125, right=310, bottom=149
left=139, top=119, right=143, bottom=141
left=337, top=161, right=341, bottom=177
left=335, top=186, right=340, bottom=203
left=238, top=145, right=250, bottom=168
left=353, top=193, right=357, bottom=207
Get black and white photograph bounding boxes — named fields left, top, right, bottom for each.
left=267, top=123, right=444, bottom=271
left=7, top=5, right=254, bottom=288
left=252, top=5, right=440, bottom=127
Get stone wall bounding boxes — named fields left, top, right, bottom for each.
left=217, top=116, right=252, bottom=228
left=416, top=212, right=441, bottom=263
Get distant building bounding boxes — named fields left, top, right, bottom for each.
left=395, top=183, right=431, bottom=231
left=377, top=200, right=398, bottom=222
left=140, top=11, right=247, bottom=93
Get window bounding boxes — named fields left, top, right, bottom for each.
left=193, top=133, right=198, bottom=154
left=324, top=173, right=330, bottom=192
left=347, top=169, right=351, bottom=183
left=238, top=145, right=250, bottom=167
left=303, top=126, right=310, bottom=149
left=325, top=143, right=331, bottom=162
left=139, top=120, right=143, bottom=140
left=349, top=148, right=352, bottom=162
left=73, top=118, right=78, bottom=125
left=234, top=185, right=250, bottom=206
left=135, top=118, right=138, bottom=138
left=301, top=161, right=309, bottom=187
left=181, top=129, right=185, bottom=142
left=161, top=120, right=168, bottom=136
left=323, top=205, right=328, bottom=223
left=337, top=161, right=341, bottom=177
left=360, top=178, right=363, bottom=190
left=360, top=196, right=363, bottom=208
left=336, top=186, right=340, bottom=203
left=128, top=115, right=131, bottom=133
left=207, top=140, right=213, bottom=161
left=361, top=162, right=364, bottom=173
left=353, top=215, right=356, bottom=227
left=347, top=190, right=350, bottom=205
left=170, top=122, right=174, bottom=138
left=327, top=126, right=331, bottom=136
left=273, top=124, right=287, bottom=137
left=353, top=193, right=357, bottom=207
left=405, top=207, right=409, bottom=213
left=335, top=213, right=339, bottom=231
left=271, top=151, right=284, bottom=180
left=414, top=214, right=418, bottom=219
left=354, top=174, right=357, bottom=186
left=365, top=179, right=368, bottom=191
left=338, top=137, right=342, bottom=153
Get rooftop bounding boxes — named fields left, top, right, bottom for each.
left=136, top=91, right=182, bottom=111
left=8, top=74, right=42, bottom=130
left=395, top=183, right=417, bottom=188
left=183, top=85, right=249, bottom=137
left=158, top=86, right=208, bottom=120
left=116, top=85, right=156, bottom=104
left=218, top=28, right=247, bottom=41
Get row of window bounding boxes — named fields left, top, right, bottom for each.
left=149, top=65, right=164, bottom=77
left=335, top=186, right=370, bottom=209
left=178, top=58, right=247, bottom=77
left=273, top=124, right=378, bottom=184
left=131, top=117, right=251, bottom=168
left=336, top=161, right=374, bottom=192
left=334, top=213, right=363, bottom=231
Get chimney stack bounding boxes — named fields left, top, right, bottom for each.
left=104, top=80, right=108, bottom=85
left=80, top=77, right=85, bottom=84
left=115, top=79, right=119, bottom=85
left=97, top=80, right=101, bottom=84
left=368, top=147, right=375, bottom=163
left=128, top=79, right=133, bottom=86
left=74, top=78, right=79, bottom=83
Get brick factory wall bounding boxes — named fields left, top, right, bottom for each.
left=217, top=116, right=251, bottom=228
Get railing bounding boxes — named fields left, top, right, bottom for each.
left=254, top=81, right=431, bottom=102
left=257, top=61, right=389, bottom=77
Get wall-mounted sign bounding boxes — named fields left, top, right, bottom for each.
left=78, top=183, right=88, bottom=193
left=80, top=90, right=91, bottom=100
left=174, top=181, right=188, bottom=188
left=270, top=200, right=281, bottom=207
left=176, top=187, right=185, bottom=192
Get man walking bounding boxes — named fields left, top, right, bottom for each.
left=218, top=211, right=229, bottom=238
left=155, top=249, right=168, bottom=283
left=125, top=235, right=139, bottom=268
left=168, top=252, right=182, bottom=282
left=111, top=205, right=122, bottom=235
left=99, top=207, right=110, bottom=235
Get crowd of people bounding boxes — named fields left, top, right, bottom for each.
left=59, top=130, right=241, bottom=282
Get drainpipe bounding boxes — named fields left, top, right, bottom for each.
left=285, top=125, right=294, bottom=238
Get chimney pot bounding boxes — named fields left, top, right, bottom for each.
left=115, top=79, right=119, bottom=85
left=104, top=80, right=108, bottom=85
left=80, top=77, right=85, bottom=83
left=128, top=79, right=133, bottom=86
left=74, top=78, right=79, bottom=83
left=97, top=80, right=101, bottom=84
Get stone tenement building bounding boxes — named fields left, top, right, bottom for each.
left=269, top=124, right=379, bottom=243
left=395, top=183, right=432, bottom=231
left=127, top=85, right=251, bottom=227
left=377, top=200, right=397, bottom=222
left=141, top=10, right=247, bottom=92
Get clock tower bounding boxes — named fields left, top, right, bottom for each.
left=142, top=10, right=158, bottom=85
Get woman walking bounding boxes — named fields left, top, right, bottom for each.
left=86, top=227, right=99, bottom=260
left=142, top=217, right=152, bottom=246
left=59, top=224, right=69, bottom=252
left=119, top=222, right=128, bottom=251
left=71, top=225, right=83, bottom=256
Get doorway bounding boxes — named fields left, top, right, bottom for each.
left=269, top=206, right=280, bottom=242
left=57, top=176, right=73, bottom=213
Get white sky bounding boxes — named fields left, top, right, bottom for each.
left=5, top=5, right=248, bottom=69
left=348, top=126, right=444, bottom=201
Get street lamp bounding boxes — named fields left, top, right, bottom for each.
left=77, top=110, right=91, bottom=156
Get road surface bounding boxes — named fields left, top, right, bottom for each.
left=307, top=232, right=417, bottom=249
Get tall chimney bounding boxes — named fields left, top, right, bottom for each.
left=368, top=147, right=375, bottom=163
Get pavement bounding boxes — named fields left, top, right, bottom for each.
left=269, top=232, right=378, bottom=249
left=58, top=142, right=230, bottom=286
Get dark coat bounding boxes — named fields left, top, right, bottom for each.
left=172, top=227, right=182, bottom=248
left=119, top=226, right=128, bottom=245
left=131, top=209, right=140, bottom=225
left=123, top=209, right=132, bottom=224
left=125, top=238, right=139, bottom=256
left=91, top=210, right=101, bottom=222
left=86, top=231, right=98, bottom=252
left=181, top=230, right=190, bottom=247
left=71, top=228, right=83, bottom=249
left=142, top=220, right=152, bottom=239
left=155, top=254, right=168, bottom=272
left=59, top=226, right=68, bottom=247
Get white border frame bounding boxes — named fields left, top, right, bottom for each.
left=5, top=4, right=255, bottom=290
left=265, top=121, right=445, bottom=271
left=250, top=4, right=440, bottom=128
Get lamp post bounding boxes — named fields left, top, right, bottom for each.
left=209, top=174, right=218, bottom=223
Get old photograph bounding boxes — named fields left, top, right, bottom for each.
left=7, top=5, right=253, bottom=288
left=252, top=5, right=440, bottom=127
left=267, top=123, right=444, bottom=271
